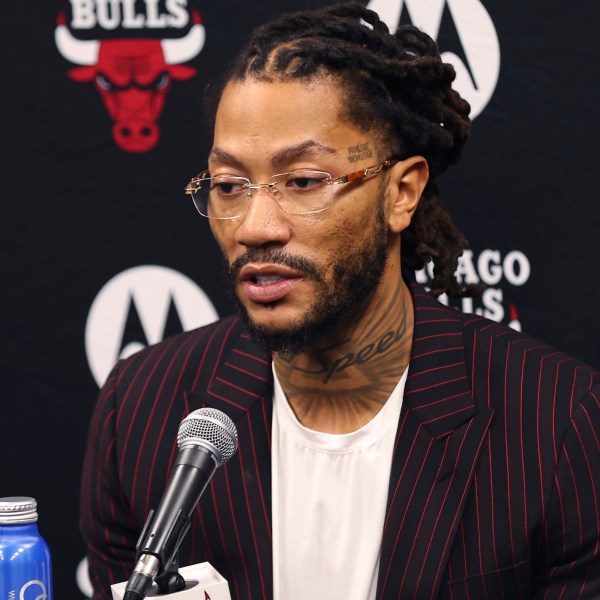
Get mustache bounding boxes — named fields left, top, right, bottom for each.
left=229, top=248, right=324, bottom=282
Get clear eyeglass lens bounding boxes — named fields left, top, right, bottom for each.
left=192, top=170, right=333, bottom=219
left=192, top=175, right=248, bottom=219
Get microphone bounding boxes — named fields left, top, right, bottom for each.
left=124, top=408, right=238, bottom=600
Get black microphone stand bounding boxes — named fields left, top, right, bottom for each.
left=124, top=508, right=190, bottom=598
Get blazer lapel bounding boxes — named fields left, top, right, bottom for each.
left=177, top=285, right=492, bottom=600
left=184, top=321, right=275, bottom=599
left=378, top=285, right=493, bottom=599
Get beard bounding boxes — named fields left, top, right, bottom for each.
left=227, top=194, right=389, bottom=358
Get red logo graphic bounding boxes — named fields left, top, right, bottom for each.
left=55, top=10, right=204, bottom=153
left=204, top=592, right=211, bottom=600
left=508, top=302, right=521, bottom=332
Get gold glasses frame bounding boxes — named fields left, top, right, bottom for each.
left=184, top=159, right=397, bottom=219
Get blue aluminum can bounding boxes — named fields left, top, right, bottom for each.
left=0, top=497, right=53, bottom=600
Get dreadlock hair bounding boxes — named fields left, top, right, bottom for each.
left=207, top=2, right=478, bottom=298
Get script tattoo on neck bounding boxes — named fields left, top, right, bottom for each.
left=286, top=292, right=410, bottom=384
left=347, top=142, right=373, bottom=164
left=322, top=311, right=408, bottom=383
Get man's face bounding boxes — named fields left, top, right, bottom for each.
left=208, top=78, right=396, bottom=355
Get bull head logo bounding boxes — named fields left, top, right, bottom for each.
left=55, top=11, right=205, bottom=153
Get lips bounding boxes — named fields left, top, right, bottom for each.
left=239, top=264, right=304, bottom=303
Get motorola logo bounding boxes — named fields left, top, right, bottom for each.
left=366, top=0, right=500, bottom=118
left=85, top=265, right=219, bottom=387
left=76, top=557, right=93, bottom=598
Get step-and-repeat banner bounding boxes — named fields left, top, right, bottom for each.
left=2, top=1, right=599, bottom=597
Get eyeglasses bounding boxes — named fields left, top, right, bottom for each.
left=184, top=159, right=397, bottom=220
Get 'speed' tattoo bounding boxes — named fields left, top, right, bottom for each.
left=292, top=317, right=408, bottom=384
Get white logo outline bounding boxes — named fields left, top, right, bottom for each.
left=19, top=580, right=47, bottom=600
left=85, top=265, right=219, bottom=387
left=366, top=0, right=500, bottom=118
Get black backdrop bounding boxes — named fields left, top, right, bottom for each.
left=2, top=1, right=599, bottom=597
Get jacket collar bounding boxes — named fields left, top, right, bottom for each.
left=192, top=281, right=477, bottom=425
left=378, top=282, right=493, bottom=598
left=187, top=282, right=493, bottom=599
left=403, top=282, right=479, bottom=437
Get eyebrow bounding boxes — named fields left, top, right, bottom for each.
left=209, top=140, right=338, bottom=170
left=270, top=140, right=338, bottom=165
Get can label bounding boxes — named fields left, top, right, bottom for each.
left=5, top=580, right=48, bottom=600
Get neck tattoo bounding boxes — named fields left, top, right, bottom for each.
left=275, top=281, right=413, bottom=391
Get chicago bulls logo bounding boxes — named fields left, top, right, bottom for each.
left=55, top=9, right=204, bottom=153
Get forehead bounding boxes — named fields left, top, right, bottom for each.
left=211, top=78, right=374, bottom=167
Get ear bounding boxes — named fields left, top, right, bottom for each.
left=386, top=156, right=429, bottom=234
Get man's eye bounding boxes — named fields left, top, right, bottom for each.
left=287, top=176, right=326, bottom=191
left=212, top=180, right=245, bottom=195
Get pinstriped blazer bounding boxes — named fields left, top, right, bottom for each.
left=81, top=283, right=600, bottom=599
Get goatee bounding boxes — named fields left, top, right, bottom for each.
left=227, top=197, right=389, bottom=358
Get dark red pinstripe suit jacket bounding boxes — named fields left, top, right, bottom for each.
left=81, top=283, right=600, bottom=599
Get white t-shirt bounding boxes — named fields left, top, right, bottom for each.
left=271, top=366, right=407, bottom=600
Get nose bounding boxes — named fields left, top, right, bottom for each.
left=234, top=187, right=292, bottom=248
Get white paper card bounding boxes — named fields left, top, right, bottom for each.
left=111, top=562, right=231, bottom=600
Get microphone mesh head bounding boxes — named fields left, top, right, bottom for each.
left=177, top=408, right=238, bottom=466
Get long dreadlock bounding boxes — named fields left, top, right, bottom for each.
left=208, top=2, right=477, bottom=297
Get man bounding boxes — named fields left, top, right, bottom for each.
left=81, top=3, right=600, bottom=599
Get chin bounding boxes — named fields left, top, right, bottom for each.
left=245, top=304, right=305, bottom=330
left=237, top=300, right=339, bottom=358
